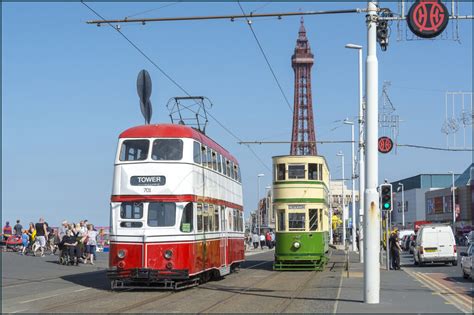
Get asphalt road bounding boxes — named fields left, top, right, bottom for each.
left=2, top=249, right=346, bottom=313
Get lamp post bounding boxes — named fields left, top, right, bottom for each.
left=337, top=151, right=346, bottom=246
left=344, top=119, right=357, bottom=252
left=345, top=43, right=364, bottom=262
left=397, top=183, right=405, bottom=228
left=257, top=173, right=265, bottom=235
left=448, top=171, right=456, bottom=229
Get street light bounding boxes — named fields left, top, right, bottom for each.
left=345, top=42, right=364, bottom=262
left=448, top=171, right=456, bottom=229
left=344, top=118, right=357, bottom=252
left=397, top=183, right=405, bottom=228
left=257, top=173, right=265, bottom=235
left=336, top=151, right=346, bottom=246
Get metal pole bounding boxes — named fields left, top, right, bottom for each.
left=339, top=152, right=346, bottom=246
left=401, top=184, right=405, bottom=228
left=451, top=172, right=456, bottom=227
left=351, top=123, right=356, bottom=252
left=329, top=174, right=334, bottom=244
left=386, top=213, right=390, bottom=270
left=358, top=47, right=365, bottom=263
left=257, top=174, right=264, bottom=235
left=364, top=1, right=380, bottom=304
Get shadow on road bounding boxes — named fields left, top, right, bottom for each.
left=61, top=270, right=110, bottom=291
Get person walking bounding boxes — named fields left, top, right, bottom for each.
left=265, top=231, right=272, bottom=249
left=3, top=221, right=12, bottom=241
left=252, top=233, right=259, bottom=249
left=21, top=229, right=29, bottom=255
left=259, top=233, right=265, bottom=250
left=35, top=218, right=48, bottom=257
left=83, top=224, right=98, bottom=265
left=13, top=220, right=23, bottom=236
left=271, top=230, right=275, bottom=248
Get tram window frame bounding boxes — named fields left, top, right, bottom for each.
left=201, top=146, right=207, bottom=167
left=308, top=163, right=318, bottom=180
left=217, top=154, right=222, bottom=173
left=120, top=202, right=143, bottom=219
left=238, top=211, right=243, bottom=232
left=193, top=141, right=201, bottom=164
left=233, top=209, right=238, bottom=232
left=226, top=160, right=231, bottom=178
left=214, top=207, right=219, bottom=231
left=211, top=151, right=218, bottom=171
left=180, top=202, right=194, bottom=233
left=204, top=204, right=210, bottom=232
left=233, top=165, right=238, bottom=181
left=309, top=209, right=319, bottom=231
left=237, top=166, right=242, bottom=183
left=151, top=139, right=183, bottom=161
left=120, top=222, right=143, bottom=228
left=120, top=140, right=149, bottom=162
left=288, top=164, right=306, bottom=180
left=206, top=148, right=212, bottom=169
left=148, top=202, right=176, bottom=227
left=277, top=164, right=286, bottom=180
left=222, top=157, right=227, bottom=176
left=197, top=203, right=203, bottom=232
left=230, top=161, right=235, bottom=180
left=208, top=204, right=215, bottom=232
left=318, top=164, right=323, bottom=180
left=277, top=210, right=286, bottom=231
left=288, top=212, right=306, bottom=231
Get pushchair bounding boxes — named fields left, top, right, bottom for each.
left=58, top=243, right=76, bottom=265
left=5, top=235, right=22, bottom=252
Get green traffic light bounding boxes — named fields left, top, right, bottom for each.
left=384, top=203, right=390, bottom=209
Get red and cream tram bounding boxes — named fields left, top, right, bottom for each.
left=108, top=124, right=245, bottom=289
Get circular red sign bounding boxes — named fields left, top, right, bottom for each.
left=378, top=136, right=393, bottom=154
left=407, top=0, right=449, bottom=39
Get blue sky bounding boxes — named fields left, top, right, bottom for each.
left=2, top=1, right=472, bottom=226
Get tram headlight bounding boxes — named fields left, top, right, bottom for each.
left=293, top=241, right=301, bottom=249
left=163, top=249, right=173, bottom=260
left=117, top=249, right=127, bottom=259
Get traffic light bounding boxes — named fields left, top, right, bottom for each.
left=380, top=184, right=393, bottom=211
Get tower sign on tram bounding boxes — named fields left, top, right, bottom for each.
left=406, top=0, right=449, bottom=38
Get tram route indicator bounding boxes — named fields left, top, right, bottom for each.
left=378, top=136, right=393, bottom=154
left=406, top=0, right=449, bottom=39
left=130, top=175, right=166, bottom=186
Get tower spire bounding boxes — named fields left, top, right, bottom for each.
left=290, top=18, right=317, bottom=156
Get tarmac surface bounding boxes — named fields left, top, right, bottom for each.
left=1, top=246, right=472, bottom=313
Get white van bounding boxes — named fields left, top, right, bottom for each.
left=413, top=225, right=457, bottom=266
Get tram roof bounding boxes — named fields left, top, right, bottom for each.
left=119, top=124, right=238, bottom=164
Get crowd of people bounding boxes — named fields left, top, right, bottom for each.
left=247, top=230, right=275, bottom=250
left=2, top=218, right=102, bottom=266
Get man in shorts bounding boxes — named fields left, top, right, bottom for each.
left=35, top=218, right=48, bottom=257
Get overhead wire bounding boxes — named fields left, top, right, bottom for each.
left=237, top=1, right=293, bottom=113
left=125, top=1, right=183, bottom=19
left=81, top=1, right=271, bottom=172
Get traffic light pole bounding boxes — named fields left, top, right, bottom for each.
left=364, top=1, right=380, bottom=304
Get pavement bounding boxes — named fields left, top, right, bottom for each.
left=335, top=249, right=473, bottom=313
left=245, top=244, right=274, bottom=256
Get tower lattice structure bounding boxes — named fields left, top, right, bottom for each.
left=290, top=18, right=317, bottom=156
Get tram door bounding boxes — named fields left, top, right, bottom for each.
left=220, top=206, right=227, bottom=266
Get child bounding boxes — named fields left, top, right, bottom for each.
left=21, top=230, right=29, bottom=255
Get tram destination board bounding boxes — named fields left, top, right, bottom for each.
left=130, top=175, right=166, bottom=186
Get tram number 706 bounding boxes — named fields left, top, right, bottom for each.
left=143, top=187, right=151, bottom=193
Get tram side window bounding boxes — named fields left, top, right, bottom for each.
left=233, top=209, right=238, bottom=231
left=193, top=141, right=201, bottom=164
left=233, top=165, right=238, bottom=181
left=203, top=204, right=209, bottom=231
left=214, top=207, right=219, bottom=231
left=197, top=203, right=203, bottom=232
left=230, top=161, right=235, bottom=180
left=206, top=148, right=212, bottom=169
left=152, top=139, right=183, bottom=161
left=319, top=209, right=323, bottom=230
left=180, top=202, right=193, bottom=233
left=237, top=166, right=242, bottom=183
left=309, top=209, right=319, bottom=231
left=222, top=158, right=227, bottom=176
left=120, top=202, right=143, bottom=219
left=277, top=164, right=285, bottom=180
left=288, top=165, right=305, bottom=179
left=318, top=164, right=323, bottom=180
left=209, top=204, right=215, bottom=231
left=120, top=140, right=149, bottom=161
left=309, top=164, right=318, bottom=180
left=238, top=211, right=243, bottom=232
left=217, top=154, right=222, bottom=173
left=211, top=151, right=218, bottom=171
left=226, top=160, right=231, bottom=178
left=201, top=146, right=207, bottom=167
left=278, top=210, right=286, bottom=231
left=288, top=213, right=305, bottom=231
left=148, top=202, right=176, bottom=227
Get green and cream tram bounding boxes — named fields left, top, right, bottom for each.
left=272, top=155, right=330, bottom=270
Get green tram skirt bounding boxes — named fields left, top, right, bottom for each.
left=274, top=231, right=329, bottom=271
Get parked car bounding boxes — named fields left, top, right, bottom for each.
left=468, top=231, right=473, bottom=246
left=460, top=244, right=473, bottom=279
left=409, top=235, right=417, bottom=254
left=414, top=225, right=457, bottom=266
left=401, top=235, right=409, bottom=251
left=398, top=229, right=414, bottom=247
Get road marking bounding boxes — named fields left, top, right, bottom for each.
left=11, top=309, right=28, bottom=313
left=74, top=288, right=92, bottom=292
left=411, top=272, right=471, bottom=314
left=333, top=268, right=344, bottom=314
left=20, top=293, right=64, bottom=304
left=416, top=272, right=472, bottom=305
left=245, top=260, right=270, bottom=269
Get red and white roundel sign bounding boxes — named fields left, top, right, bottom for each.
left=407, top=0, right=449, bottom=39
left=378, top=136, right=393, bottom=154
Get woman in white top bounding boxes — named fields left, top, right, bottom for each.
left=83, top=224, right=98, bottom=265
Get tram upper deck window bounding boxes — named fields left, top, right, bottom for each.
left=180, top=203, right=193, bottom=233
left=288, top=165, right=305, bottom=179
left=120, top=202, right=143, bottom=219
left=309, top=164, right=318, bottom=180
left=148, top=202, right=176, bottom=227
left=120, top=140, right=149, bottom=161
left=277, top=164, right=285, bottom=180
left=217, top=154, right=222, bottom=173
left=193, top=141, right=201, bottom=164
left=318, top=164, right=323, bottom=180
left=288, top=213, right=305, bottom=231
left=151, top=139, right=183, bottom=161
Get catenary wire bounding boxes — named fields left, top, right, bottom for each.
left=81, top=1, right=271, bottom=172
left=125, top=1, right=182, bottom=19
left=237, top=1, right=293, bottom=113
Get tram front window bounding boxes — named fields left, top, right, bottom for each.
left=120, top=140, right=149, bottom=161
left=308, top=164, right=318, bottom=180
left=151, top=139, right=183, bottom=160
left=288, top=213, right=305, bottom=231
left=120, top=202, right=143, bottom=219
left=278, top=210, right=285, bottom=231
left=288, top=165, right=305, bottom=179
left=180, top=203, right=193, bottom=233
left=148, top=202, right=176, bottom=227
left=309, top=209, right=319, bottom=231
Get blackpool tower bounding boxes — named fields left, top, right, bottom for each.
left=290, top=18, right=317, bottom=156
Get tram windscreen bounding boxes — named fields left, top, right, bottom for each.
left=289, top=213, right=305, bottom=230
left=148, top=202, right=176, bottom=227
left=151, top=139, right=183, bottom=160
left=120, top=140, right=149, bottom=161
left=288, top=165, right=305, bottom=179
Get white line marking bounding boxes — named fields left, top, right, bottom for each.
left=20, top=293, right=64, bottom=304
left=74, top=288, right=92, bottom=292
left=11, top=309, right=28, bottom=313
left=333, top=268, right=344, bottom=314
